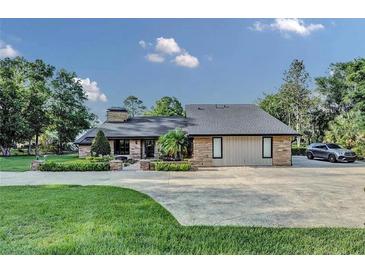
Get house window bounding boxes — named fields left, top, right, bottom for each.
left=212, top=137, right=222, bottom=159
left=262, top=137, right=272, bottom=158
left=114, top=139, right=130, bottom=155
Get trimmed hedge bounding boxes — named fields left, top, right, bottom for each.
left=39, top=161, right=110, bottom=171
left=292, top=147, right=307, bottom=156
left=84, top=156, right=113, bottom=162
left=155, top=161, right=191, bottom=171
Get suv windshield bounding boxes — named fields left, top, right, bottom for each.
left=326, top=144, right=341, bottom=149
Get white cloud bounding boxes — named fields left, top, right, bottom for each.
left=272, top=19, right=324, bottom=36
left=146, top=53, right=165, bottom=63
left=250, top=19, right=324, bottom=37
left=76, top=78, right=107, bottom=102
left=155, top=37, right=181, bottom=55
left=174, top=53, right=199, bottom=68
left=0, top=41, right=19, bottom=58
left=249, top=21, right=267, bottom=32
left=139, top=40, right=147, bottom=49
left=142, top=37, right=199, bottom=68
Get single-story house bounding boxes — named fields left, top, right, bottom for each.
left=75, top=104, right=299, bottom=166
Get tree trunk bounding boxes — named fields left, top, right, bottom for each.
left=58, top=141, right=63, bottom=155
left=296, top=122, right=301, bottom=147
left=35, top=134, right=39, bottom=157
left=28, top=138, right=32, bottom=155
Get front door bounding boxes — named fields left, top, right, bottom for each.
left=144, top=139, right=155, bottom=158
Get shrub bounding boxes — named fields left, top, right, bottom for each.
left=292, top=147, right=307, bottom=156
left=40, top=161, right=110, bottom=171
left=85, top=155, right=113, bottom=162
left=155, top=161, right=191, bottom=171
left=90, top=130, right=111, bottom=156
left=157, top=128, right=188, bottom=160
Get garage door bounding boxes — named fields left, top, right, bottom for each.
left=212, top=136, right=272, bottom=166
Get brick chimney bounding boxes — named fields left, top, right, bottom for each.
left=106, top=107, right=129, bottom=122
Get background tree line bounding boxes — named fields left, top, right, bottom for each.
left=2, top=56, right=363, bottom=157
left=0, top=57, right=95, bottom=156
left=258, top=58, right=365, bottom=156
left=122, top=95, right=184, bottom=117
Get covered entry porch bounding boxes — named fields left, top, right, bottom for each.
left=111, top=138, right=159, bottom=159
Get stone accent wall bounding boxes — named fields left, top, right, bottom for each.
left=140, top=160, right=150, bottom=171
left=31, top=160, right=44, bottom=171
left=130, top=139, right=141, bottom=159
left=79, top=145, right=91, bottom=157
left=191, top=137, right=213, bottom=167
left=109, top=160, right=123, bottom=171
left=107, top=110, right=128, bottom=122
left=109, top=140, right=114, bottom=155
left=273, top=136, right=292, bottom=166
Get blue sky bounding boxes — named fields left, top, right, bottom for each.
left=0, top=18, right=364, bottom=119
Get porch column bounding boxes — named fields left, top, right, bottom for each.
left=130, top=139, right=141, bottom=159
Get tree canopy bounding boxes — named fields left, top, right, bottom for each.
left=259, top=57, right=365, bottom=155
left=49, top=70, right=95, bottom=154
left=0, top=57, right=29, bottom=156
left=145, top=96, right=184, bottom=116
left=123, top=95, right=146, bottom=117
left=259, top=59, right=315, bottom=146
left=0, top=57, right=95, bottom=156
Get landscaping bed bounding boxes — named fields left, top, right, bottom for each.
left=39, top=156, right=113, bottom=171
left=39, top=161, right=110, bottom=171
left=0, top=185, right=364, bottom=255
left=153, top=161, right=192, bottom=171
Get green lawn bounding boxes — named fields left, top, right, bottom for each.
left=0, top=154, right=78, bottom=171
left=0, top=185, right=364, bottom=255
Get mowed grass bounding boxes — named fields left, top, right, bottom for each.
left=0, top=154, right=78, bottom=171
left=0, top=185, right=364, bottom=255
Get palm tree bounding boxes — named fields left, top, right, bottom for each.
left=158, top=128, right=188, bottom=160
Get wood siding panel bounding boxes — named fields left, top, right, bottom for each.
left=212, top=136, right=272, bottom=166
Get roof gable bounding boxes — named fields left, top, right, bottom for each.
left=185, top=104, right=298, bottom=135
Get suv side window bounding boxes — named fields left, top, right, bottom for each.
left=314, top=145, right=327, bottom=149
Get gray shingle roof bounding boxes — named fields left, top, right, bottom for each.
left=185, top=104, right=299, bottom=135
left=75, top=104, right=298, bottom=144
left=75, top=116, right=187, bottom=144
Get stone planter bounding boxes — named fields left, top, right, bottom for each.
left=31, top=160, right=44, bottom=171
left=109, top=160, right=123, bottom=171
left=149, top=161, right=156, bottom=171
left=140, top=160, right=150, bottom=171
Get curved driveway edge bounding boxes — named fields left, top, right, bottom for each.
left=1, top=158, right=365, bottom=228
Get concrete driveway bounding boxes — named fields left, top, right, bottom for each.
left=1, top=156, right=365, bottom=228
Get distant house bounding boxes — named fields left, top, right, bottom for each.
left=75, top=104, right=299, bottom=166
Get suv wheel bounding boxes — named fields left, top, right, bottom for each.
left=329, top=154, right=337, bottom=163
left=307, top=152, right=314, bottom=160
